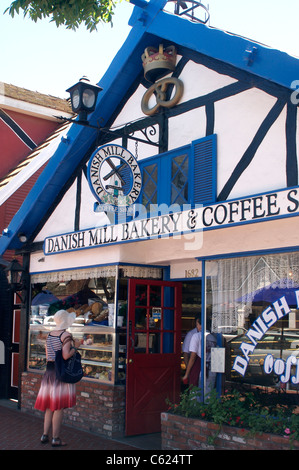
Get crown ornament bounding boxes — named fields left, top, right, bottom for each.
left=141, top=44, right=177, bottom=83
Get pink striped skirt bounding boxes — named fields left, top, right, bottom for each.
left=34, top=362, right=76, bottom=412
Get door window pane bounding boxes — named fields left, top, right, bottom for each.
left=135, top=307, right=147, bottom=329
left=150, top=285, right=161, bottom=306
left=134, top=333, right=147, bottom=353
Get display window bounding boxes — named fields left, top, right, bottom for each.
left=206, top=252, right=299, bottom=401
left=27, top=265, right=163, bottom=383
left=30, top=275, right=116, bottom=327
left=28, top=271, right=121, bottom=383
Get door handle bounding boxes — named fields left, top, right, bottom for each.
left=128, top=359, right=133, bottom=364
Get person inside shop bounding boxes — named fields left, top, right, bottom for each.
left=182, top=320, right=217, bottom=394
left=182, top=316, right=202, bottom=386
left=34, top=309, right=81, bottom=447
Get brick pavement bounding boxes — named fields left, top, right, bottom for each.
left=0, top=402, right=141, bottom=451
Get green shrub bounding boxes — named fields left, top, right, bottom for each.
left=167, top=387, right=299, bottom=443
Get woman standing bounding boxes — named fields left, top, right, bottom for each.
left=34, top=309, right=80, bottom=447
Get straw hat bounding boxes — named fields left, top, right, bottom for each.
left=53, top=309, right=76, bottom=330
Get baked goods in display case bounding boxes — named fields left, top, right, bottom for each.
left=80, top=333, right=113, bottom=381
left=31, top=300, right=110, bottom=327
left=28, top=329, right=48, bottom=370
left=28, top=327, right=124, bottom=384
left=30, top=282, right=113, bottom=327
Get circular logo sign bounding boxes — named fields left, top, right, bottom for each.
left=87, top=144, right=142, bottom=208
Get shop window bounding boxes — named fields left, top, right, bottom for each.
left=171, top=154, right=189, bottom=205
left=139, top=134, right=217, bottom=213
left=205, top=252, right=299, bottom=401
left=141, top=162, right=158, bottom=209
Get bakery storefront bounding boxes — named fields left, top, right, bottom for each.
left=1, top=0, right=298, bottom=440
left=24, top=187, right=299, bottom=437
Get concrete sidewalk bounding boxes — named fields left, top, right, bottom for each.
left=0, top=400, right=161, bottom=451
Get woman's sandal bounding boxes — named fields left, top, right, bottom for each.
left=40, top=434, right=49, bottom=444
left=51, top=437, right=67, bottom=447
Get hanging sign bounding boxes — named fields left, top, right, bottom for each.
left=87, top=144, right=142, bottom=213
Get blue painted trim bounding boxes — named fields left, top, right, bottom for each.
left=144, top=7, right=299, bottom=92
left=190, top=134, right=217, bottom=205
left=130, top=0, right=148, bottom=8
left=200, top=259, right=205, bottom=401
left=163, top=265, right=171, bottom=280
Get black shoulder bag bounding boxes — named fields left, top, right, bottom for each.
left=55, top=335, right=83, bottom=384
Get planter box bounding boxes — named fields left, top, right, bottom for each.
left=161, top=412, right=299, bottom=450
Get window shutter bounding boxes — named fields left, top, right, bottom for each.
left=192, top=134, right=217, bottom=205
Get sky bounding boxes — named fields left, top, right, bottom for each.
left=0, top=0, right=298, bottom=99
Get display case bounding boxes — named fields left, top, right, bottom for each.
left=28, top=325, right=126, bottom=384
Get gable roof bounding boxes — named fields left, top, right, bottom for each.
left=0, top=81, right=72, bottom=121
left=0, top=0, right=298, bottom=255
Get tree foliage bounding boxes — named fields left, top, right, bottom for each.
left=5, top=0, right=119, bottom=31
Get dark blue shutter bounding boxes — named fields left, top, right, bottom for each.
left=192, top=134, right=217, bottom=205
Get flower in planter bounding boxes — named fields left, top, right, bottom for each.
left=167, top=386, right=299, bottom=441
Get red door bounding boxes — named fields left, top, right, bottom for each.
left=125, top=279, right=182, bottom=436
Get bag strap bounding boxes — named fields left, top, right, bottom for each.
left=62, top=335, right=73, bottom=346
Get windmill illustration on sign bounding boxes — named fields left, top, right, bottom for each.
left=104, top=157, right=127, bottom=198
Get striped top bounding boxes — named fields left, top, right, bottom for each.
left=46, top=332, right=64, bottom=361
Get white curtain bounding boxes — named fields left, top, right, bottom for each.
left=208, top=252, right=299, bottom=333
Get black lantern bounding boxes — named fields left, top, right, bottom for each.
left=5, top=258, right=25, bottom=290
left=66, top=77, right=102, bottom=122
